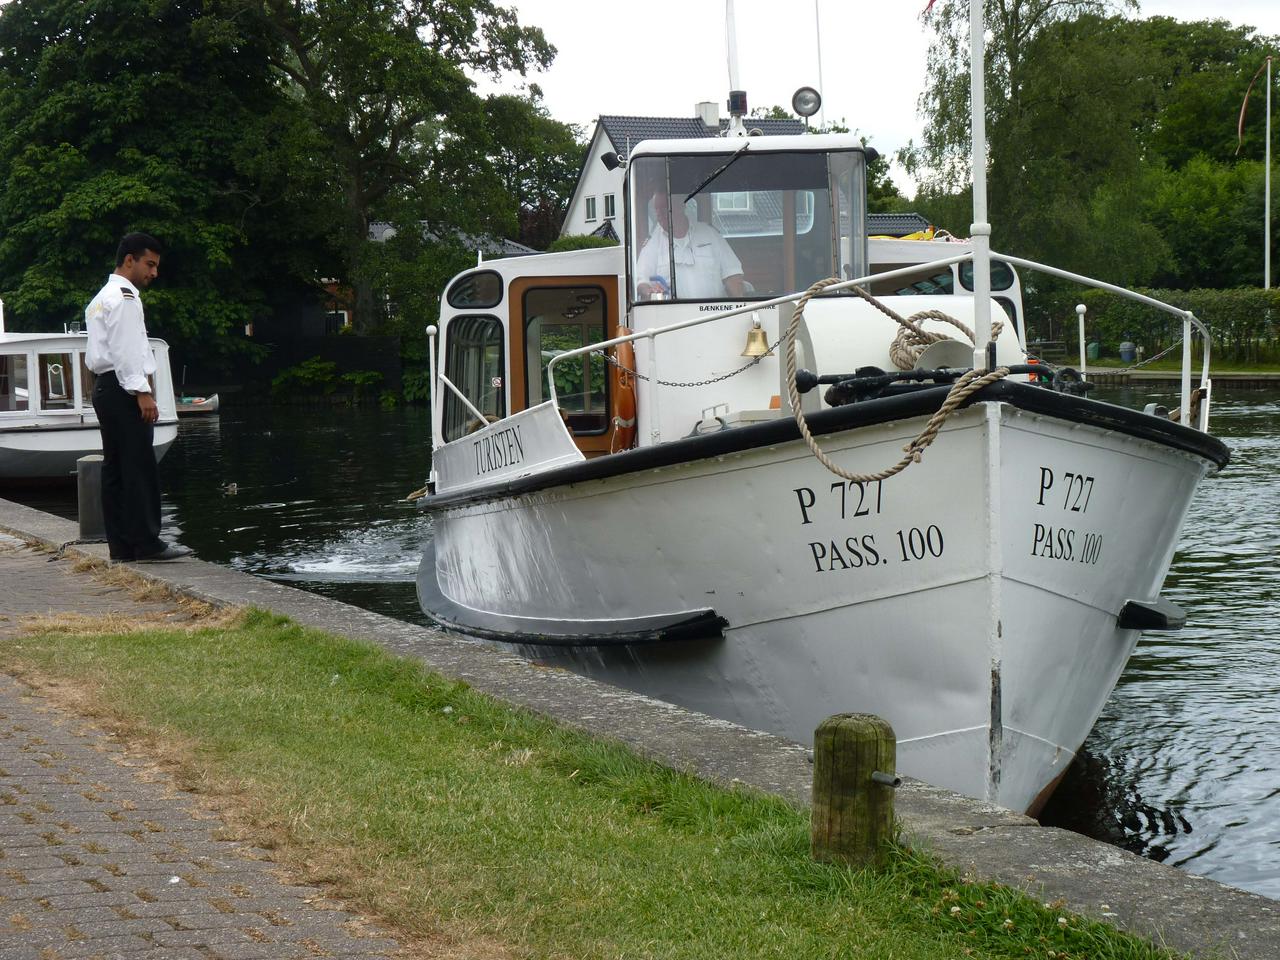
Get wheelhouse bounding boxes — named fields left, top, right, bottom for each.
left=625, top=136, right=871, bottom=304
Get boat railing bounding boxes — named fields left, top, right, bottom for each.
left=993, top=252, right=1212, bottom=428
left=545, top=253, right=973, bottom=446
left=543, top=251, right=1214, bottom=442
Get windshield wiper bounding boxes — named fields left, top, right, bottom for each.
left=683, top=142, right=751, bottom=204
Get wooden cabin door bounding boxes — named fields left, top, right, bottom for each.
left=508, top=275, right=621, bottom=457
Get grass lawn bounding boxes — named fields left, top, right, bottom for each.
left=1, top=607, right=1190, bottom=960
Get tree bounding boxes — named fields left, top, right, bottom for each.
left=234, top=0, right=555, bottom=331
left=1132, top=18, right=1277, bottom=168
left=749, top=106, right=906, bottom=212
left=905, top=0, right=1131, bottom=192
left=482, top=91, right=585, bottom=250
left=0, top=0, right=332, bottom=363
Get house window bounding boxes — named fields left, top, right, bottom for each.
left=604, top=194, right=616, bottom=219
left=324, top=310, right=350, bottom=335
left=585, top=196, right=597, bottom=222
left=715, top=192, right=752, bottom=212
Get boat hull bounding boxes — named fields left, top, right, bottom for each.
left=0, top=422, right=178, bottom=480
left=419, top=395, right=1218, bottom=812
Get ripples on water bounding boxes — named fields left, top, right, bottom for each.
left=1041, top=388, right=1280, bottom=897
left=159, top=407, right=434, bottom=625
left=8, top=392, right=1279, bottom=897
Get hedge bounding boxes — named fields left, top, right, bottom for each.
left=1028, top=287, right=1280, bottom=363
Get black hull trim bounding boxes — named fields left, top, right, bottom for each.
left=416, top=545, right=727, bottom=646
left=421, top=380, right=1229, bottom=512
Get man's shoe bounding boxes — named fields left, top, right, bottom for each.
left=109, top=552, right=135, bottom=562
left=135, top=544, right=193, bottom=562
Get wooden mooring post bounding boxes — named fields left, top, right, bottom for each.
left=811, top=713, right=898, bottom=868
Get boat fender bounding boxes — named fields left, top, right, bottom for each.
left=610, top=326, right=638, bottom=453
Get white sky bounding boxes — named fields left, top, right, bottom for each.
left=484, top=1, right=1280, bottom=194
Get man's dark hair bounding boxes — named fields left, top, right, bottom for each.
left=115, top=232, right=163, bottom=266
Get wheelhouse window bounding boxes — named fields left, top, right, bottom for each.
left=442, top=315, right=505, bottom=443
left=524, top=286, right=608, bottom=434
left=0, top=354, right=29, bottom=412
left=628, top=148, right=868, bottom=302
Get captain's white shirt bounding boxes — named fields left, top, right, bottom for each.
left=634, top=221, right=743, bottom=300
left=85, top=275, right=154, bottom=394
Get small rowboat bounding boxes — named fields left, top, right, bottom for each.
left=176, top=393, right=219, bottom=415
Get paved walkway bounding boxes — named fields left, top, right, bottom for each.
left=0, top=535, right=401, bottom=959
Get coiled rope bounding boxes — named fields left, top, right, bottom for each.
left=783, top=278, right=1010, bottom=483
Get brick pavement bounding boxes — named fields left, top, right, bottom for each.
left=0, top=535, right=402, bottom=959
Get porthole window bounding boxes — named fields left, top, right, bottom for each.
left=446, top=271, right=503, bottom=309
left=959, top=261, right=1015, bottom=292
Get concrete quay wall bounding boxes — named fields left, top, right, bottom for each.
left=1, top=496, right=1276, bottom=958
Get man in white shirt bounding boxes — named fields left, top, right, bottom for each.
left=86, top=233, right=190, bottom=562
left=634, top=190, right=746, bottom=301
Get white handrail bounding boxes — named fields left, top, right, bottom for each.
left=544, top=252, right=975, bottom=407
left=437, top=372, right=486, bottom=424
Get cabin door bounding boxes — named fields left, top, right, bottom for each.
left=508, top=275, right=622, bottom=457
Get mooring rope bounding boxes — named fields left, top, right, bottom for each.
left=783, top=278, right=1010, bottom=483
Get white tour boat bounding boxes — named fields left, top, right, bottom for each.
left=0, top=317, right=178, bottom=481
left=414, top=15, right=1226, bottom=813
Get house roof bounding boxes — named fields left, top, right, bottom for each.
left=597, top=115, right=805, bottom=160
left=368, top=221, right=536, bottom=257
left=590, top=219, right=620, bottom=241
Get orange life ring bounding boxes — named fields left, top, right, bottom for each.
left=610, top=324, right=637, bottom=453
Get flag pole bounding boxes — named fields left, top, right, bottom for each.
left=970, top=0, right=993, bottom=369
left=1266, top=54, right=1272, bottom=290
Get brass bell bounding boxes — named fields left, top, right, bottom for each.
left=740, top=317, right=772, bottom=357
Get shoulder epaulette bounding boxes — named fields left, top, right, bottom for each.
left=120, top=287, right=135, bottom=299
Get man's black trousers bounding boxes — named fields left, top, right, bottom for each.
left=91, top=372, right=164, bottom=560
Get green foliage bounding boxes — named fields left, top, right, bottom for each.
left=483, top=92, right=585, bottom=249
left=271, top=357, right=340, bottom=397
left=1029, top=286, right=1280, bottom=363
left=909, top=9, right=1279, bottom=292
left=1145, top=158, right=1275, bottom=289
left=341, top=369, right=384, bottom=403
left=547, top=234, right=619, bottom=252
left=401, top=368, right=432, bottom=404
left=0, top=0, right=332, bottom=364
left=233, top=0, right=556, bottom=331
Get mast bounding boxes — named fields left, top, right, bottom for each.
left=725, top=0, right=747, bottom=136
left=970, top=0, right=993, bottom=369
